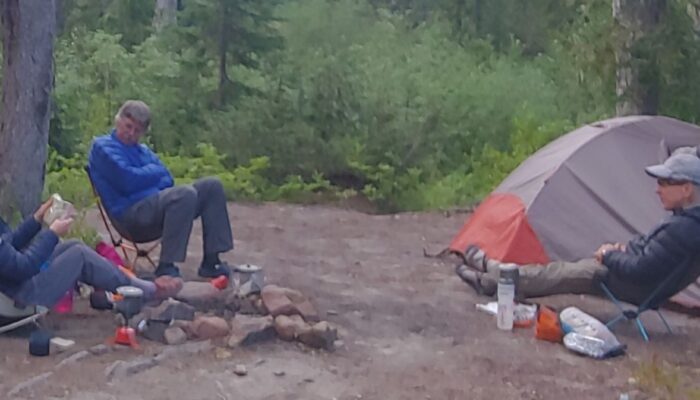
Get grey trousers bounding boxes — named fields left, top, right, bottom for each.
left=480, top=259, right=607, bottom=298
left=14, top=240, right=130, bottom=308
left=480, top=258, right=655, bottom=305
left=118, top=177, right=234, bottom=264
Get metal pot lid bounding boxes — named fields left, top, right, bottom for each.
left=116, top=286, right=144, bottom=298
left=234, top=264, right=262, bottom=273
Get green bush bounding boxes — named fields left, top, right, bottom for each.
left=45, top=143, right=339, bottom=210
left=54, top=0, right=676, bottom=213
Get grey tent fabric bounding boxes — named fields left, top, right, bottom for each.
left=495, top=116, right=700, bottom=308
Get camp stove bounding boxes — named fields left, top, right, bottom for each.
left=110, top=286, right=143, bottom=349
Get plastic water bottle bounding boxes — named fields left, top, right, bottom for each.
left=497, top=264, right=516, bottom=330
left=40, top=262, right=73, bottom=314
left=53, top=290, right=74, bottom=314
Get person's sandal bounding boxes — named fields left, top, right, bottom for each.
left=455, top=264, right=486, bottom=295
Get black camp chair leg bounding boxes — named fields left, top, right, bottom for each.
left=602, top=282, right=653, bottom=341
left=606, top=313, right=626, bottom=330
left=657, top=310, right=673, bottom=334
left=144, top=254, right=157, bottom=268
left=635, top=317, right=650, bottom=342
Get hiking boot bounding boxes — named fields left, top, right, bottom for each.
left=455, top=264, right=496, bottom=296
left=89, top=291, right=114, bottom=310
left=464, top=244, right=489, bottom=272
left=155, top=263, right=181, bottom=278
left=197, top=262, right=231, bottom=278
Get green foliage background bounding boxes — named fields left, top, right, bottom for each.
left=44, top=0, right=700, bottom=213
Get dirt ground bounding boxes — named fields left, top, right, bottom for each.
left=1, top=202, right=699, bottom=399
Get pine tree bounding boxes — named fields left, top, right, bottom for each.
left=178, top=0, right=282, bottom=107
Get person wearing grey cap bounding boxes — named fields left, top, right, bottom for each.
left=457, top=152, right=700, bottom=304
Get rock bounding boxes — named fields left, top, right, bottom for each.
left=215, top=347, right=233, bottom=359
left=124, top=358, right=159, bottom=375
left=139, top=320, right=170, bottom=343
left=273, top=370, right=286, bottom=377
left=280, top=287, right=319, bottom=321
left=293, top=299, right=320, bottom=323
left=227, top=315, right=276, bottom=348
left=7, top=372, right=53, bottom=397
left=55, top=350, right=90, bottom=369
left=104, top=360, right=125, bottom=379
left=298, top=321, right=338, bottom=350
left=89, top=344, right=110, bottom=355
left=261, top=285, right=296, bottom=317
left=279, top=287, right=304, bottom=303
left=175, top=281, right=225, bottom=309
left=233, top=364, right=248, bottom=376
left=148, top=299, right=196, bottom=322
left=273, top=315, right=296, bottom=341
left=154, top=340, right=212, bottom=363
left=49, top=337, right=75, bottom=354
left=190, top=316, right=230, bottom=340
left=105, top=357, right=159, bottom=381
left=261, top=285, right=319, bottom=322
left=164, top=327, right=188, bottom=345
left=274, top=315, right=310, bottom=341
left=327, top=310, right=339, bottom=316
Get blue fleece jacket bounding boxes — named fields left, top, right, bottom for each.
left=0, top=217, right=59, bottom=297
left=88, top=130, right=174, bottom=218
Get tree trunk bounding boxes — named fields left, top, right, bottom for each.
left=687, top=0, right=700, bottom=34
left=217, top=0, right=231, bottom=107
left=474, top=0, right=483, bottom=36
left=0, top=0, right=56, bottom=220
left=153, top=0, right=178, bottom=32
left=613, top=0, right=665, bottom=116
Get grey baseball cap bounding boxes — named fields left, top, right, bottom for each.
left=645, top=152, right=700, bottom=185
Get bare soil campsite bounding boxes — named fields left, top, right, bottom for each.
left=1, top=203, right=698, bottom=399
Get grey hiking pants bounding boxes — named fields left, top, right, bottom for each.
left=118, top=177, right=234, bottom=264
left=480, top=258, right=655, bottom=305
left=480, top=259, right=607, bottom=298
left=14, top=240, right=130, bottom=308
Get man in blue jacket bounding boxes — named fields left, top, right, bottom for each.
left=1, top=198, right=181, bottom=308
left=457, top=152, right=700, bottom=304
left=88, top=100, right=233, bottom=278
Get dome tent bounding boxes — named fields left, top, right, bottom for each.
left=449, top=116, right=700, bottom=308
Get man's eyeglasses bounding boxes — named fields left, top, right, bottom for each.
left=657, top=178, right=688, bottom=187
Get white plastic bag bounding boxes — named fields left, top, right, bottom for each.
left=559, top=307, right=626, bottom=359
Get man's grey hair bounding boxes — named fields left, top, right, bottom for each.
left=115, top=100, right=151, bottom=130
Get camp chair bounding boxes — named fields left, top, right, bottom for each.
left=600, top=256, right=700, bottom=342
left=84, top=166, right=160, bottom=272
left=0, top=291, right=48, bottom=334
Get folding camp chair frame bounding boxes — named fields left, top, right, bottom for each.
left=85, top=166, right=160, bottom=272
left=0, top=292, right=48, bottom=334
left=600, top=282, right=672, bottom=342
left=599, top=264, right=688, bottom=342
